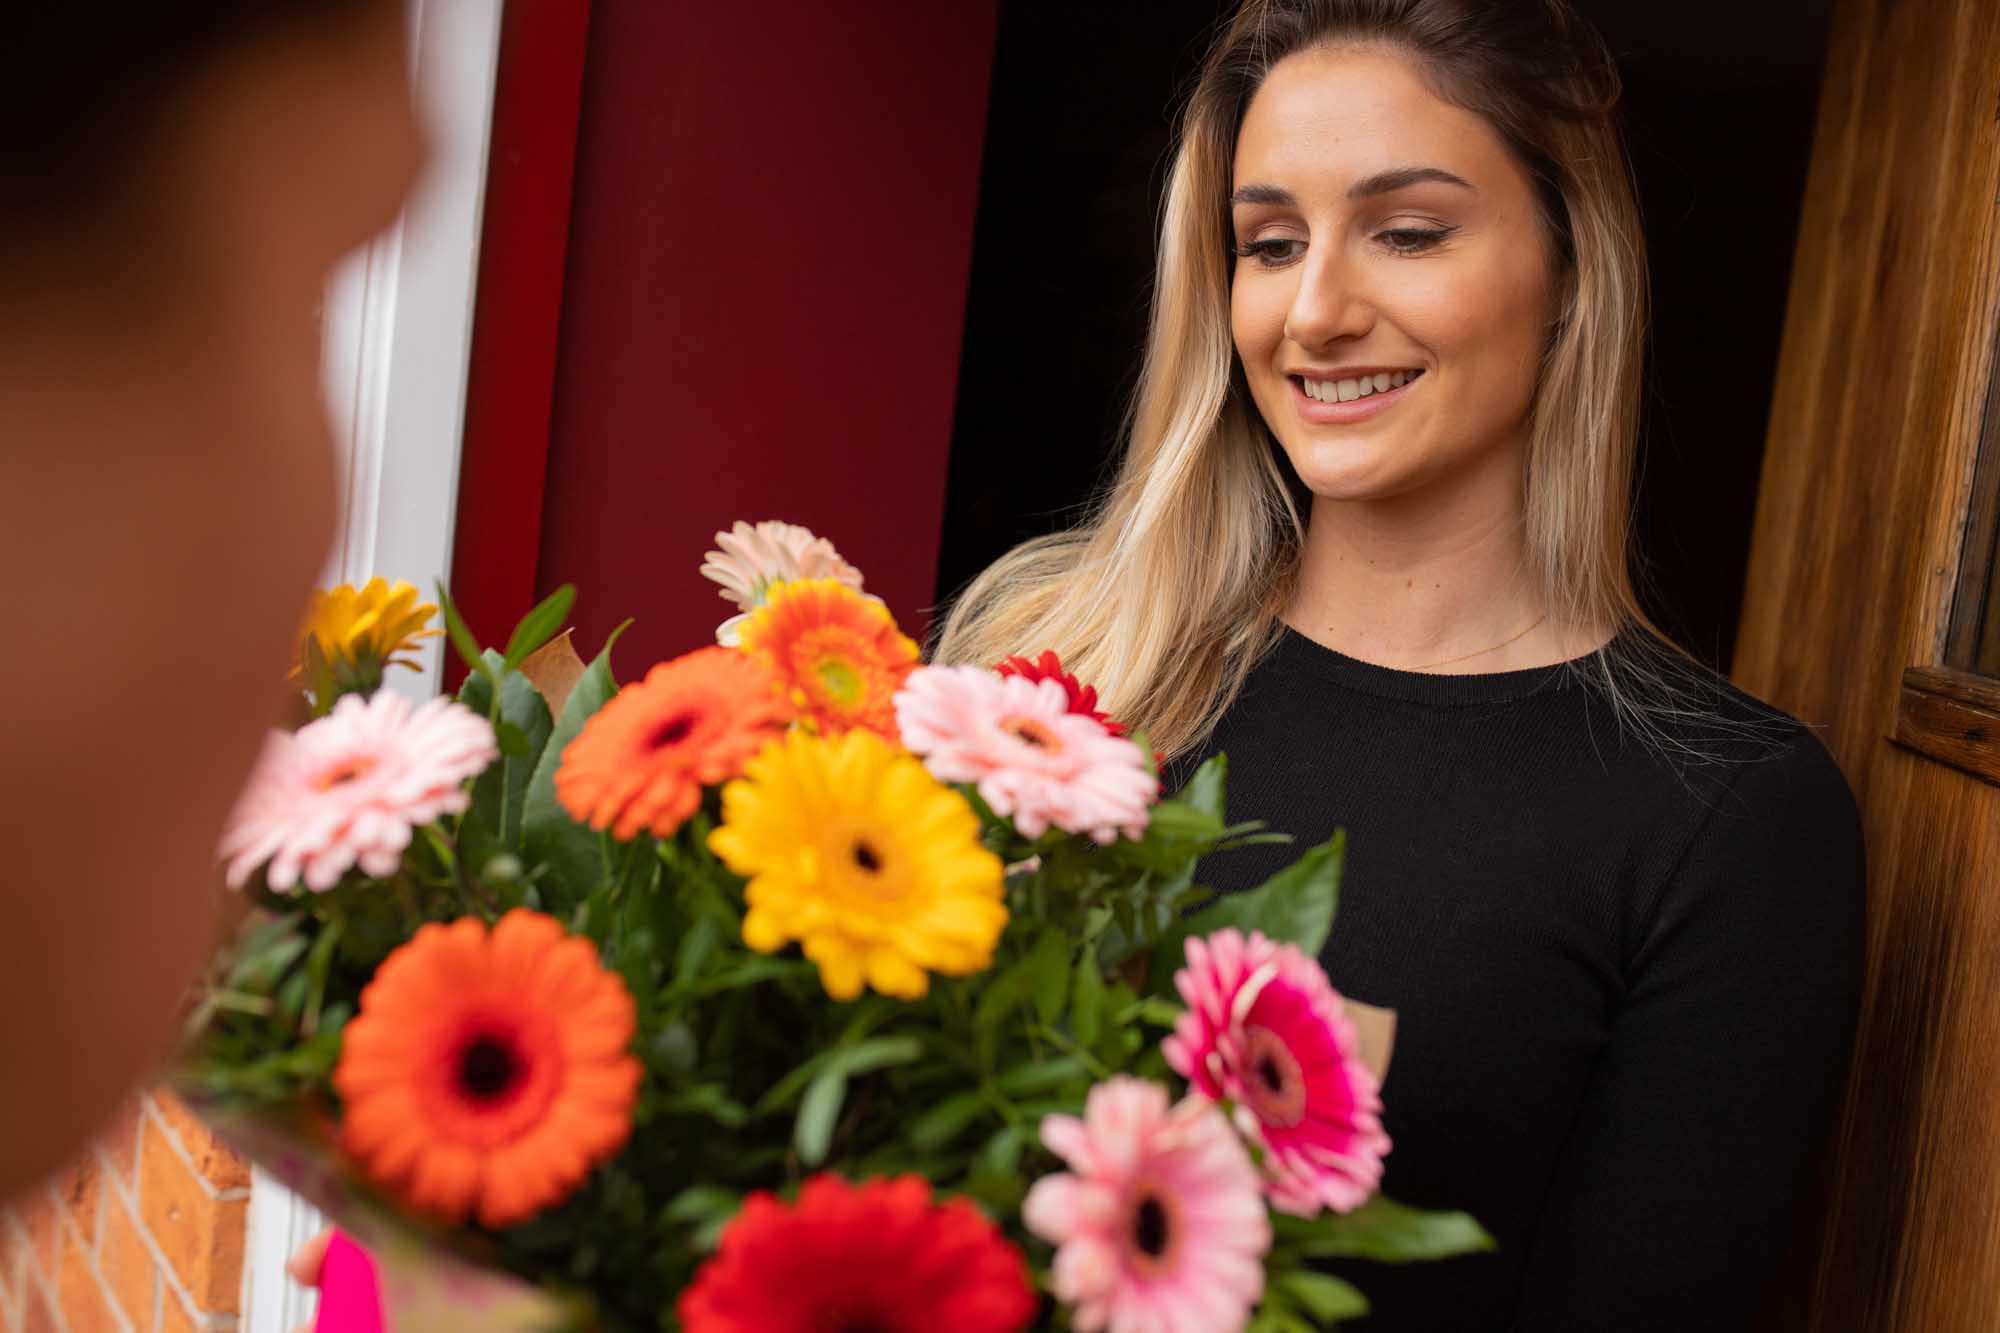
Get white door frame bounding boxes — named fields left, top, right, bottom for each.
left=243, top=2, right=505, bottom=1328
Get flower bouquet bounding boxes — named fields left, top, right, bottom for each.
left=178, top=522, right=1493, bottom=1332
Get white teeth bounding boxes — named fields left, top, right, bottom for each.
left=1299, top=370, right=1422, bottom=402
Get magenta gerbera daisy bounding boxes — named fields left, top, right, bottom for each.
left=1162, top=929, right=1391, bottom=1216
left=221, top=691, right=498, bottom=893
left=892, top=665, right=1157, bottom=844
left=1023, top=1077, right=1268, bottom=1333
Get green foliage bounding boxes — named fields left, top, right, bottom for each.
left=519, top=622, right=630, bottom=914
left=1147, top=828, right=1345, bottom=993
left=1271, top=1196, right=1496, bottom=1264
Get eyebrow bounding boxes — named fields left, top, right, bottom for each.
left=1229, top=166, right=1476, bottom=209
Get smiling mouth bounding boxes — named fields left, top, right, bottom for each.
left=1289, top=369, right=1424, bottom=403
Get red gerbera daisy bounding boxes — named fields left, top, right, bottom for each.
left=995, top=650, right=1129, bottom=736
left=678, top=1174, right=1036, bottom=1333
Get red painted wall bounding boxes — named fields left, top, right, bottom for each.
left=526, top=0, right=999, bottom=676
left=450, top=0, right=591, bottom=683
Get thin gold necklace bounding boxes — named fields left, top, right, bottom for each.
left=1406, top=612, right=1549, bottom=672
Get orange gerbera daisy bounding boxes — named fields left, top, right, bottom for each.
left=556, top=646, right=791, bottom=840
left=333, top=910, right=640, bottom=1229
left=736, top=579, right=918, bottom=740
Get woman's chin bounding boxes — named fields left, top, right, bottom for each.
left=1286, top=451, right=1421, bottom=505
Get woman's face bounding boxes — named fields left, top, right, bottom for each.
left=1229, top=44, right=1553, bottom=507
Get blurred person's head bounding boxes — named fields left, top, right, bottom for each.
left=0, top=1, right=422, bottom=1195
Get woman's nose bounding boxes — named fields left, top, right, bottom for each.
left=1283, top=250, right=1374, bottom=349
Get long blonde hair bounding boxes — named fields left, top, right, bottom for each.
left=934, top=0, right=1701, bottom=763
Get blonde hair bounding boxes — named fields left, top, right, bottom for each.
left=934, top=0, right=1711, bottom=764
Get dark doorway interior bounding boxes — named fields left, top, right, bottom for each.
left=936, top=1, right=1834, bottom=671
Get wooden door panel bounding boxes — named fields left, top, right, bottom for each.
left=1734, top=0, right=2000, bottom=1328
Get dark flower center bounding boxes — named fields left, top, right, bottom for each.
left=313, top=756, right=378, bottom=791
left=1133, top=1195, right=1171, bottom=1258
left=456, top=1033, right=525, bottom=1103
left=852, top=839, right=883, bottom=873
left=1238, top=1024, right=1307, bottom=1129
left=1000, top=717, right=1060, bottom=753
left=647, top=711, right=699, bottom=750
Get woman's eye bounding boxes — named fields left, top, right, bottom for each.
left=1377, top=226, right=1456, bottom=255
left=1232, top=238, right=1305, bottom=268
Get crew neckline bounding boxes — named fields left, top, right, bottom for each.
left=1272, top=621, right=1622, bottom=706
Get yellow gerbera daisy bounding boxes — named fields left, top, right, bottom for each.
left=708, top=729, right=1007, bottom=1001
left=735, top=578, right=918, bottom=740
left=300, top=578, right=441, bottom=683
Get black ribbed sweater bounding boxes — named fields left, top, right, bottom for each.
left=1159, top=626, right=1865, bottom=1333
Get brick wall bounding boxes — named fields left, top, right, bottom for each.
left=0, top=1094, right=252, bottom=1333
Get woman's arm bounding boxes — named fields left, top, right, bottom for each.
left=1511, top=730, right=1865, bottom=1331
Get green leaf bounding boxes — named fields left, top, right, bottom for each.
left=502, top=584, right=577, bottom=671
left=1178, top=753, right=1227, bottom=821
left=908, top=1091, right=988, bottom=1152
left=460, top=655, right=555, bottom=857
left=225, top=934, right=308, bottom=994
left=795, top=1067, right=847, bottom=1166
left=973, top=953, right=1041, bottom=1034
left=1275, top=1195, right=1496, bottom=1263
left=1071, top=955, right=1106, bottom=1047
left=994, top=1056, right=1089, bottom=1097
left=519, top=622, right=631, bottom=911
left=757, top=1036, right=924, bottom=1115
left=662, top=1185, right=740, bottom=1227
left=1145, top=801, right=1225, bottom=843
left=1029, top=928, right=1071, bottom=1025
left=434, top=582, right=493, bottom=681
left=1277, top=1271, right=1370, bottom=1323
left=1148, top=829, right=1345, bottom=991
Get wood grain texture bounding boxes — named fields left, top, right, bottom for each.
left=1733, top=0, right=2000, bottom=1328
left=1894, top=670, right=2000, bottom=786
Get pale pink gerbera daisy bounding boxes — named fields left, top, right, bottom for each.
left=1023, top=1077, right=1269, bottom=1333
left=1163, top=930, right=1391, bottom=1217
left=221, top=691, right=498, bottom=893
left=699, top=520, right=869, bottom=646
left=893, top=666, right=1156, bottom=844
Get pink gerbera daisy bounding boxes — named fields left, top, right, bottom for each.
left=221, top=691, right=498, bottom=893
left=893, top=665, right=1156, bottom=844
left=699, top=520, right=871, bottom=646
left=1162, top=930, right=1390, bottom=1216
left=1023, top=1077, right=1269, bottom=1333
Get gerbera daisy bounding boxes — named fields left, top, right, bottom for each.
left=1162, top=929, right=1390, bottom=1216
left=1023, top=1077, right=1269, bottom=1333
left=893, top=666, right=1157, bottom=844
left=994, top=649, right=1129, bottom=736
left=736, top=578, right=918, bottom=740
left=298, top=578, right=441, bottom=683
left=221, top=691, right=498, bottom=893
left=554, top=647, right=791, bottom=840
left=707, top=728, right=1006, bottom=1000
left=333, top=909, right=640, bottom=1229
left=700, top=520, right=870, bottom=646
left=678, top=1174, right=1036, bottom=1333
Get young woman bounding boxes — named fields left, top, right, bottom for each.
left=935, top=2, right=1864, bottom=1328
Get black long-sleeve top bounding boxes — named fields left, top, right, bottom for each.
left=1160, top=625, right=1865, bottom=1332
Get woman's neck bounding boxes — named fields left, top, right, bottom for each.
left=1284, top=464, right=1606, bottom=674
